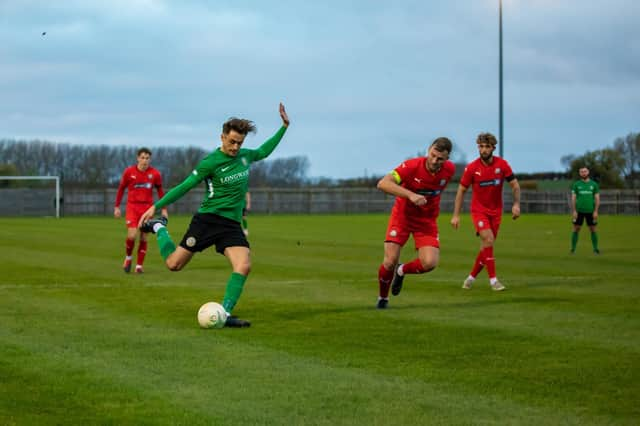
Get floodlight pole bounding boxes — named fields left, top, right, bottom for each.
left=499, top=0, right=504, bottom=158
left=55, top=175, right=60, bottom=218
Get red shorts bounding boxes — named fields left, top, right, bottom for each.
left=125, top=203, right=152, bottom=229
left=471, top=212, right=501, bottom=238
left=384, top=215, right=440, bottom=249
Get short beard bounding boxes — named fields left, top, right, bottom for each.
left=427, top=162, right=441, bottom=173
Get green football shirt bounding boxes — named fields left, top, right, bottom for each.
left=571, top=179, right=599, bottom=213
left=155, top=126, right=287, bottom=222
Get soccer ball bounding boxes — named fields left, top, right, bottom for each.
left=197, top=302, right=228, bottom=329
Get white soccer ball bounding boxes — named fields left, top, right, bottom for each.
left=197, top=302, right=228, bottom=329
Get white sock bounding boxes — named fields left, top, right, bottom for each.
left=397, top=264, right=404, bottom=276
left=490, top=277, right=498, bottom=285
left=125, top=255, right=132, bottom=260
left=467, top=275, right=475, bottom=281
left=152, top=223, right=165, bottom=233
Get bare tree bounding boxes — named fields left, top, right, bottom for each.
left=568, top=148, right=626, bottom=189
left=249, top=156, right=310, bottom=187
left=613, top=132, right=640, bottom=188
left=561, top=154, right=576, bottom=169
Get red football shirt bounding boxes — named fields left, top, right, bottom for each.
left=390, top=157, right=455, bottom=226
left=115, top=165, right=165, bottom=207
left=459, top=156, right=514, bottom=216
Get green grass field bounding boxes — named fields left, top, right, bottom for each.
left=1, top=214, right=639, bottom=425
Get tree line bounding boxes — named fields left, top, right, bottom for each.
left=1, top=131, right=638, bottom=189
left=0, top=139, right=311, bottom=188
left=560, top=132, right=639, bottom=188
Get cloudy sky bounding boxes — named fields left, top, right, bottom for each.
left=1, top=0, right=638, bottom=178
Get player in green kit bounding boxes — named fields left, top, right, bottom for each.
left=139, top=103, right=290, bottom=327
left=570, top=166, right=600, bottom=254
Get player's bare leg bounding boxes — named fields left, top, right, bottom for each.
left=164, top=247, right=194, bottom=271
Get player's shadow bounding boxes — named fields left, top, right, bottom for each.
left=441, top=296, right=569, bottom=309
left=279, top=296, right=567, bottom=320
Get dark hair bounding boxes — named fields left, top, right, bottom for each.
left=476, top=133, right=498, bottom=146
left=223, top=118, right=257, bottom=136
left=431, top=137, right=452, bottom=154
left=137, top=147, right=152, bottom=156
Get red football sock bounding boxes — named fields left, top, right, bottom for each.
left=125, top=238, right=135, bottom=256
left=470, top=251, right=484, bottom=278
left=482, top=247, right=496, bottom=279
left=402, top=258, right=427, bottom=274
left=378, top=264, right=394, bottom=298
left=137, top=240, right=148, bottom=266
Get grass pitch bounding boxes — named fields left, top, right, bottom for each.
left=0, top=214, right=639, bottom=425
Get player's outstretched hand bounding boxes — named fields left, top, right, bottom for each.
left=138, top=205, right=157, bottom=229
left=279, top=103, right=290, bottom=127
left=512, top=204, right=521, bottom=220
left=450, top=215, right=460, bottom=229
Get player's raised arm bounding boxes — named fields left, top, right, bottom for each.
left=251, top=103, right=290, bottom=161
left=279, top=103, right=290, bottom=128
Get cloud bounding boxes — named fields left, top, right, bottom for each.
left=0, top=1, right=638, bottom=178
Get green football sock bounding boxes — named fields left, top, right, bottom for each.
left=590, top=232, right=599, bottom=251
left=571, top=231, right=579, bottom=251
left=156, top=227, right=176, bottom=261
left=222, top=272, right=247, bottom=314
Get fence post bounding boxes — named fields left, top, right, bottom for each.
left=545, top=191, right=549, bottom=214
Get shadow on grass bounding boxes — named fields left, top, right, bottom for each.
left=275, top=296, right=568, bottom=320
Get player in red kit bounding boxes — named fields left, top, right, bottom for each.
left=376, top=137, right=455, bottom=309
left=114, top=148, right=167, bottom=273
left=450, top=133, right=520, bottom=291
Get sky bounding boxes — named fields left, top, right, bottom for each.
left=1, top=0, right=639, bottom=179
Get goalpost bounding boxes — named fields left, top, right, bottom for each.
left=0, top=176, right=61, bottom=218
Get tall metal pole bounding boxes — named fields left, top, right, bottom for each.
left=55, top=176, right=60, bottom=218
left=499, top=0, right=504, bottom=157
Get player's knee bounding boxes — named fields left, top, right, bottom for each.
left=382, top=259, right=397, bottom=270
left=481, top=237, right=495, bottom=247
left=166, top=259, right=183, bottom=272
left=234, top=261, right=251, bottom=275
left=235, top=265, right=251, bottom=275
left=420, top=259, right=437, bottom=272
